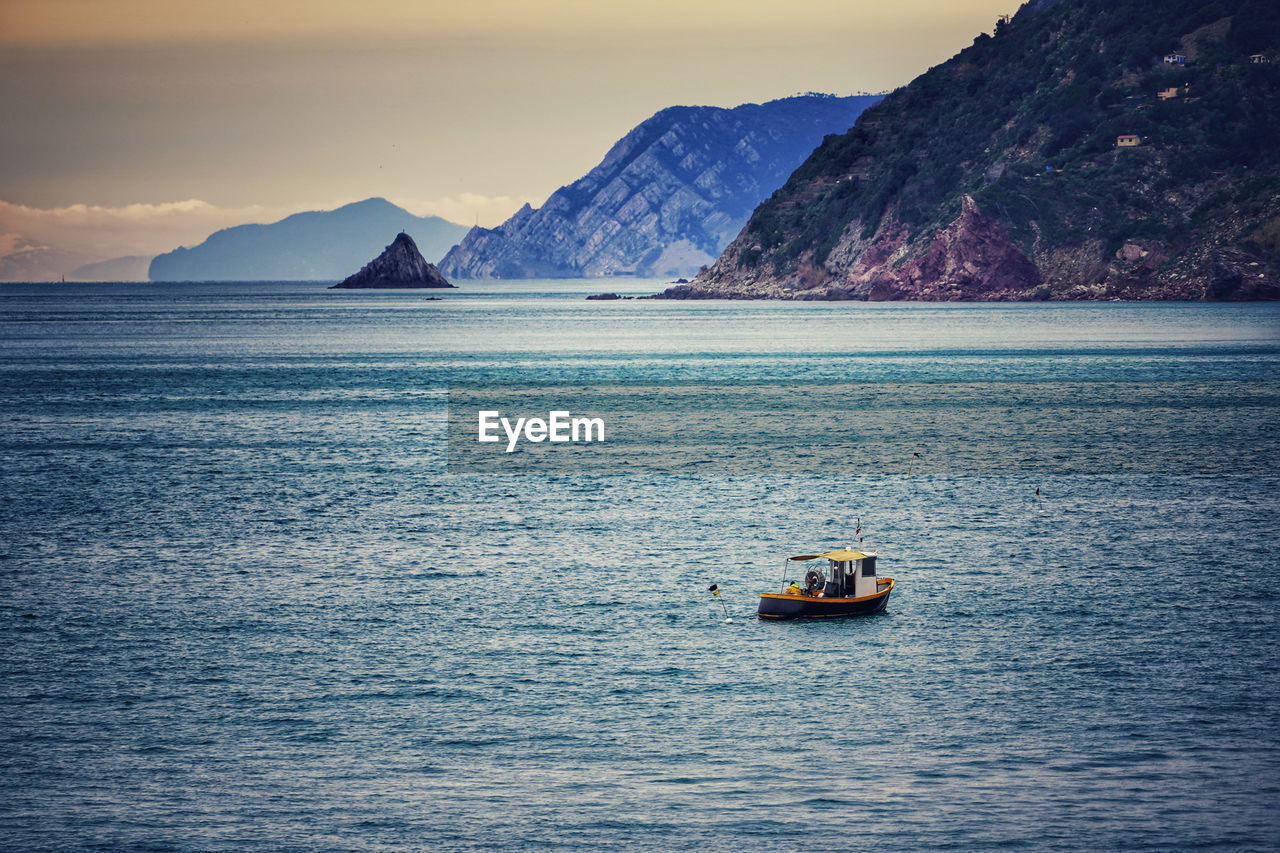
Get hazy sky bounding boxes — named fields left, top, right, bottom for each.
left=0, top=0, right=1019, bottom=276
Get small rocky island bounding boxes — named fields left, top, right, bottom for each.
left=329, top=232, right=454, bottom=289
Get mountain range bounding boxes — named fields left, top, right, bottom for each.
left=666, top=0, right=1280, bottom=300
left=148, top=198, right=468, bottom=282
left=439, top=94, right=882, bottom=280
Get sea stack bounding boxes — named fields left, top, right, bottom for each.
left=330, top=232, right=454, bottom=289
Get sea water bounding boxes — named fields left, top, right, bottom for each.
left=1, top=281, right=1278, bottom=851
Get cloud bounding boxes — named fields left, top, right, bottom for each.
left=0, top=198, right=324, bottom=280
left=0, top=237, right=88, bottom=282
left=0, top=198, right=299, bottom=256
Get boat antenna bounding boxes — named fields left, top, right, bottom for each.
left=707, top=584, right=732, bottom=623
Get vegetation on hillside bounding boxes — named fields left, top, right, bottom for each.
left=698, top=0, right=1280, bottom=299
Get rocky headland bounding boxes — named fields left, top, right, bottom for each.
left=657, top=0, right=1280, bottom=301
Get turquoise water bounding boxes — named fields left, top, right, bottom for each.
left=2, top=281, right=1279, bottom=851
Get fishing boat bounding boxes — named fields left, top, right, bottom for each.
left=758, top=549, right=894, bottom=620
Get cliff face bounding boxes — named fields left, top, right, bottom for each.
left=836, top=195, right=1042, bottom=300
left=330, top=232, right=453, bottom=289
left=672, top=0, right=1280, bottom=300
left=438, top=95, right=882, bottom=279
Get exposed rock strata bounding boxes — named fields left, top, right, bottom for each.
left=652, top=196, right=1042, bottom=300
left=439, top=95, right=881, bottom=280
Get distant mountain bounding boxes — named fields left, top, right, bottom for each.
left=148, top=198, right=468, bottom=281
left=670, top=0, right=1280, bottom=300
left=69, top=255, right=151, bottom=282
left=0, top=239, right=87, bottom=283
left=439, top=94, right=882, bottom=279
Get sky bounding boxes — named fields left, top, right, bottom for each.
left=0, top=0, right=1020, bottom=279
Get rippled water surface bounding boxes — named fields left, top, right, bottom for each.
left=2, top=282, right=1279, bottom=851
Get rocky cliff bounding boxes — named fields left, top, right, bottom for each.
left=438, top=94, right=882, bottom=280
left=330, top=232, right=453, bottom=289
left=664, top=0, right=1280, bottom=300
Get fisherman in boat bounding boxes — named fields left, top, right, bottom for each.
left=785, top=581, right=802, bottom=595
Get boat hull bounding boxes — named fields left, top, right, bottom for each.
left=758, top=579, right=893, bottom=620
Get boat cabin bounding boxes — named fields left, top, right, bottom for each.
left=789, top=549, right=879, bottom=598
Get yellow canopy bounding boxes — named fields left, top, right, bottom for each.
left=821, top=549, right=871, bottom=561
left=788, top=550, right=870, bottom=562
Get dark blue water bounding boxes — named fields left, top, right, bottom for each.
left=2, top=282, right=1279, bottom=851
